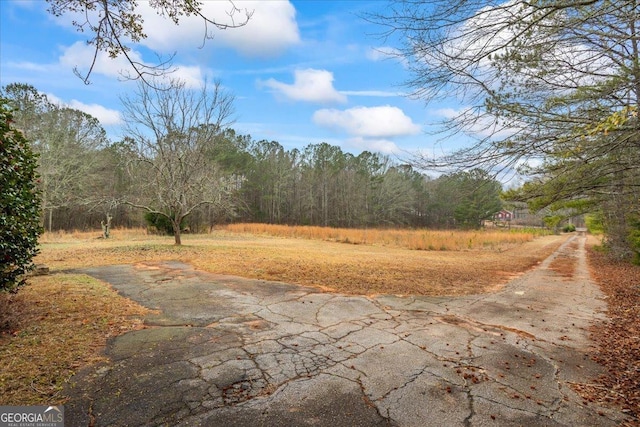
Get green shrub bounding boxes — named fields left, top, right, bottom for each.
left=144, top=212, right=184, bottom=236
left=585, top=213, right=605, bottom=234
left=0, top=99, right=42, bottom=292
left=563, top=224, right=576, bottom=233
left=543, top=215, right=563, bottom=232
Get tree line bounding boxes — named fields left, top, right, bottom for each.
left=1, top=82, right=505, bottom=242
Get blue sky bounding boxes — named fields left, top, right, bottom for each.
left=0, top=0, right=463, bottom=157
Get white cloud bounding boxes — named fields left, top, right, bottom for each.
left=432, top=107, right=518, bottom=139
left=58, top=41, right=208, bottom=87
left=514, top=156, right=543, bottom=172
left=367, top=46, right=401, bottom=61
left=59, top=41, right=144, bottom=80
left=262, top=69, right=346, bottom=104
left=11, top=0, right=40, bottom=9
left=340, top=90, right=405, bottom=97
left=43, top=92, right=64, bottom=106
left=6, top=61, right=50, bottom=73
left=367, top=47, right=407, bottom=67
left=347, top=137, right=400, bottom=154
left=313, top=105, right=421, bottom=138
left=136, top=0, right=300, bottom=57
left=45, top=93, right=122, bottom=126
left=433, top=108, right=463, bottom=121
left=52, top=2, right=299, bottom=83
left=443, top=1, right=615, bottom=91
left=170, top=65, right=207, bottom=88
left=68, top=100, right=122, bottom=125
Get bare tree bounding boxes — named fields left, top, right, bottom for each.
left=120, top=78, right=236, bottom=245
left=1, top=83, right=109, bottom=231
left=45, top=0, right=253, bottom=86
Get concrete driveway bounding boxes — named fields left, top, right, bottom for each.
left=64, top=234, right=625, bottom=426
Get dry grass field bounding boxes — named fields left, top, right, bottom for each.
left=223, top=223, right=549, bottom=251
left=36, top=225, right=561, bottom=296
left=0, top=274, right=151, bottom=405
left=1, top=225, right=565, bottom=406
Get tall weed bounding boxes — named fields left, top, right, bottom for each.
left=221, top=223, right=546, bottom=251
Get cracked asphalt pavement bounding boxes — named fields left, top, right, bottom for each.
left=64, top=234, right=626, bottom=426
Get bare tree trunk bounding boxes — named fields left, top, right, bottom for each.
left=604, top=184, right=631, bottom=259
left=101, top=213, right=113, bottom=238
left=173, top=218, right=182, bottom=245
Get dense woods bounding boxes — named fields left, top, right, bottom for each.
left=1, top=83, right=507, bottom=234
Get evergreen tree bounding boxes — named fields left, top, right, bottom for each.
left=0, top=99, right=42, bottom=292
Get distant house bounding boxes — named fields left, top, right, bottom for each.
left=494, top=209, right=513, bottom=222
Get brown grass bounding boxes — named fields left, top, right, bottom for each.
left=35, top=227, right=564, bottom=296
left=1, top=226, right=565, bottom=406
left=222, top=223, right=549, bottom=251
left=0, top=274, right=151, bottom=405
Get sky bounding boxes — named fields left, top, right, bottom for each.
left=0, top=0, right=464, bottom=158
